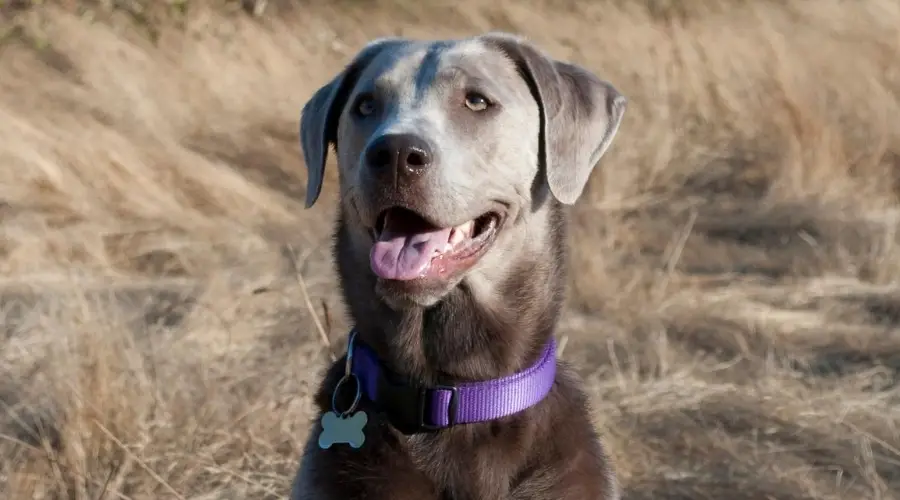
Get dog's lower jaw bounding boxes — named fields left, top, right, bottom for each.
left=374, top=265, right=497, bottom=310
left=374, top=276, right=460, bottom=309
left=367, top=221, right=507, bottom=310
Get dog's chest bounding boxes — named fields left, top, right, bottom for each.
left=404, top=431, right=521, bottom=500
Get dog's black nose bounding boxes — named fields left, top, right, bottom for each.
left=365, top=134, right=433, bottom=178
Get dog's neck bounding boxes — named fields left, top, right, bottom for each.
left=335, top=202, right=569, bottom=386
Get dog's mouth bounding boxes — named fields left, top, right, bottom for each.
left=369, top=207, right=503, bottom=282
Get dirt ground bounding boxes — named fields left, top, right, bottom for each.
left=2, top=0, right=900, bottom=498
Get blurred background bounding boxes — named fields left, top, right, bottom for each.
left=2, top=1, right=900, bottom=498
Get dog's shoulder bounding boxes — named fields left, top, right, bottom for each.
left=510, top=362, right=620, bottom=499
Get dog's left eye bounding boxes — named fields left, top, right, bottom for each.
left=464, top=92, right=491, bottom=112
left=355, top=94, right=376, bottom=117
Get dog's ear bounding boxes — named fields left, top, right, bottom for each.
left=479, top=33, right=626, bottom=205
left=300, top=38, right=405, bottom=208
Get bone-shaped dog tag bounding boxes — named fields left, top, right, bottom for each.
left=317, top=410, right=368, bottom=450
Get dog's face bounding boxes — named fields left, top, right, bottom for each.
left=301, top=33, right=626, bottom=308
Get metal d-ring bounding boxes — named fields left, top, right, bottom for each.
left=344, top=330, right=357, bottom=377
left=331, top=330, right=361, bottom=418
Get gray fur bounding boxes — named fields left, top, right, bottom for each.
left=294, top=32, right=626, bottom=499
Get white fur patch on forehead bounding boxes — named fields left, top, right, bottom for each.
left=353, top=42, right=425, bottom=90
left=440, top=39, right=520, bottom=74
left=353, top=39, right=522, bottom=97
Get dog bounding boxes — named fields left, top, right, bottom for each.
left=292, top=32, right=626, bottom=500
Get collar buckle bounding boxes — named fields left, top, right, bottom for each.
left=419, top=385, right=458, bottom=431
left=375, top=372, right=459, bottom=434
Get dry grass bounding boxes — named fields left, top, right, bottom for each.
left=2, top=0, right=900, bottom=498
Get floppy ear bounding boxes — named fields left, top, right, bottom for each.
left=479, top=33, right=627, bottom=205
left=299, top=38, right=406, bottom=208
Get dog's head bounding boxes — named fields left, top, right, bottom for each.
left=300, top=33, right=626, bottom=308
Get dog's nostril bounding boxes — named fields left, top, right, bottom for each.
left=405, top=149, right=429, bottom=169
left=369, top=148, right=392, bottom=169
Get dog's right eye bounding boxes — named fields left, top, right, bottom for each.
left=354, top=94, right=376, bottom=117
left=464, top=92, right=491, bottom=112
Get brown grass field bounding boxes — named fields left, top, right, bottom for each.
left=2, top=0, right=900, bottom=498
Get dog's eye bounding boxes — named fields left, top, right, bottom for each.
left=464, top=92, right=491, bottom=112
left=355, top=94, right=376, bottom=117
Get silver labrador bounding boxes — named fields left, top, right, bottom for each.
left=294, top=32, right=626, bottom=500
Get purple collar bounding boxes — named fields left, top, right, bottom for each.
left=348, top=333, right=558, bottom=435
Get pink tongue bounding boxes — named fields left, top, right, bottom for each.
left=370, top=226, right=452, bottom=281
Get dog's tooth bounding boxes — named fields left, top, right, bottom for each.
left=456, top=220, right=474, bottom=238
left=448, top=228, right=465, bottom=246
